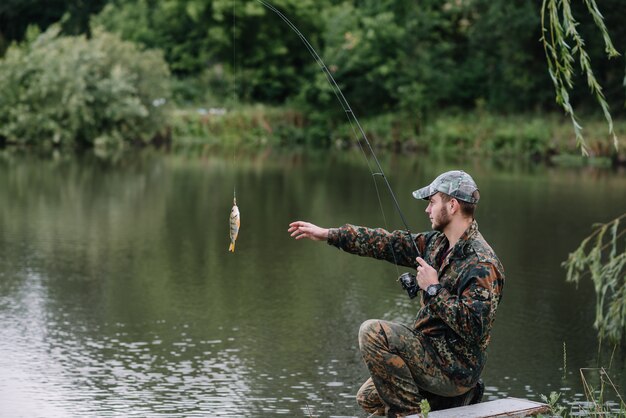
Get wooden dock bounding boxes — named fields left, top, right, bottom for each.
left=406, top=397, right=550, bottom=418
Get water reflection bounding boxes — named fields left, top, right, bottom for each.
left=0, top=150, right=625, bottom=416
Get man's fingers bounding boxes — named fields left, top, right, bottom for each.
left=289, top=221, right=312, bottom=231
left=289, top=221, right=326, bottom=242
left=290, top=227, right=306, bottom=237
left=416, top=256, right=427, bottom=267
left=417, top=258, right=434, bottom=271
left=294, top=228, right=313, bottom=240
left=289, top=222, right=313, bottom=239
left=289, top=221, right=305, bottom=233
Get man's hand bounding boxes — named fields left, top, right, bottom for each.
left=416, top=257, right=439, bottom=290
left=288, top=221, right=329, bottom=241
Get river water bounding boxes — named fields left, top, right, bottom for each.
left=0, top=150, right=625, bottom=417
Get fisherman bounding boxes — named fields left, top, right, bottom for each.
left=288, top=170, right=504, bottom=417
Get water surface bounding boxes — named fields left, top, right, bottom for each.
left=1, top=150, right=625, bottom=417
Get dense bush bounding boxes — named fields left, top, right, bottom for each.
left=0, top=25, right=171, bottom=148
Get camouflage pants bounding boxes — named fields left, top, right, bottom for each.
left=356, top=319, right=466, bottom=417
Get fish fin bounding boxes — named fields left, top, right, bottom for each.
left=229, top=242, right=235, bottom=252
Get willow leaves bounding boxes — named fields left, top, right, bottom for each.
left=540, top=0, right=620, bottom=155
left=563, top=215, right=626, bottom=343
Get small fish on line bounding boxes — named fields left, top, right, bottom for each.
left=229, top=197, right=240, bottom=252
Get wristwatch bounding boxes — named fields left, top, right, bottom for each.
left=426, top=284, right=442, bottom=297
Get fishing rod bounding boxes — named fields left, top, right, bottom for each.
left=257, top=0, right=420, bottom=255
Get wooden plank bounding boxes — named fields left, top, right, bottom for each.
left=407, top=397, right=550, bottom=418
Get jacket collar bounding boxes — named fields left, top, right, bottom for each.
left=438, top=220, right=478, bottom=264
left=454, top=219, right=478, bottom=257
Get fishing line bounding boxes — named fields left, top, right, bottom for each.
left=257, top=0, right=420, bottom=258
left=228, top=0, right=240, bottom=253
left=232, top=0, right=238, bottom=181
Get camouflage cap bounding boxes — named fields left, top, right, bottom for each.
left=412, top=170, right=479, bottom=204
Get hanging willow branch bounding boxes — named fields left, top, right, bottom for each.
left=540, top=0, right=620, bottom=155
left=563, top=214, right=626, bottom=343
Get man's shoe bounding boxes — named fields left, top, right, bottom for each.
left=421, top=379, right=484, bottom=411
left=463, top=379, right=485, bottom=405
left=468, top=379, right=484, bottom=405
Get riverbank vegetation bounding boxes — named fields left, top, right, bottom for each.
left=1, top=0, right=625, bottom=163
left=171, top=105, right=626, bottom=165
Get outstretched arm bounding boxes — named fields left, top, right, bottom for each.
left=288, top=221, right=329, bottom=241
left=290, top=221, right=428, bottom=269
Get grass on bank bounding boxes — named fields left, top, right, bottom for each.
left=540, top=368, right=626, bottom=417
left=169, top=105, right=625, bottom=165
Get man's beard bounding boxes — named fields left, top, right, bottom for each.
left=433, top=206, right=451, bottom=232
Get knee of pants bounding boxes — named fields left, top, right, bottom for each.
left=358, top=319, right=377, bottom=344
left=358, top=319, right=381, bottom=349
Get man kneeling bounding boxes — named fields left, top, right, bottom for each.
left=288, top=171, right=505, bottom=417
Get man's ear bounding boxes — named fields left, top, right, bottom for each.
left=449, top=198, right=459, bottom=214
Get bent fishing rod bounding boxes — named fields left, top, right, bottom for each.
left=257, top=0, right=420, bottom=255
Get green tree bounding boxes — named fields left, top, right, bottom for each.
left=465, top=0, right=554, bottom=112
left=297, top=0, right=461, bottom=129
left=299, top=0, right=570, bottom=122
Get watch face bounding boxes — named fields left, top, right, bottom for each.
left=427, top=285, right=440, bottom=296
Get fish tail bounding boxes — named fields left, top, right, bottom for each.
left=229, top=242, right=235, bottom=252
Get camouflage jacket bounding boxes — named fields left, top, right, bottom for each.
left=327, top=220, right=504, bottom=386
